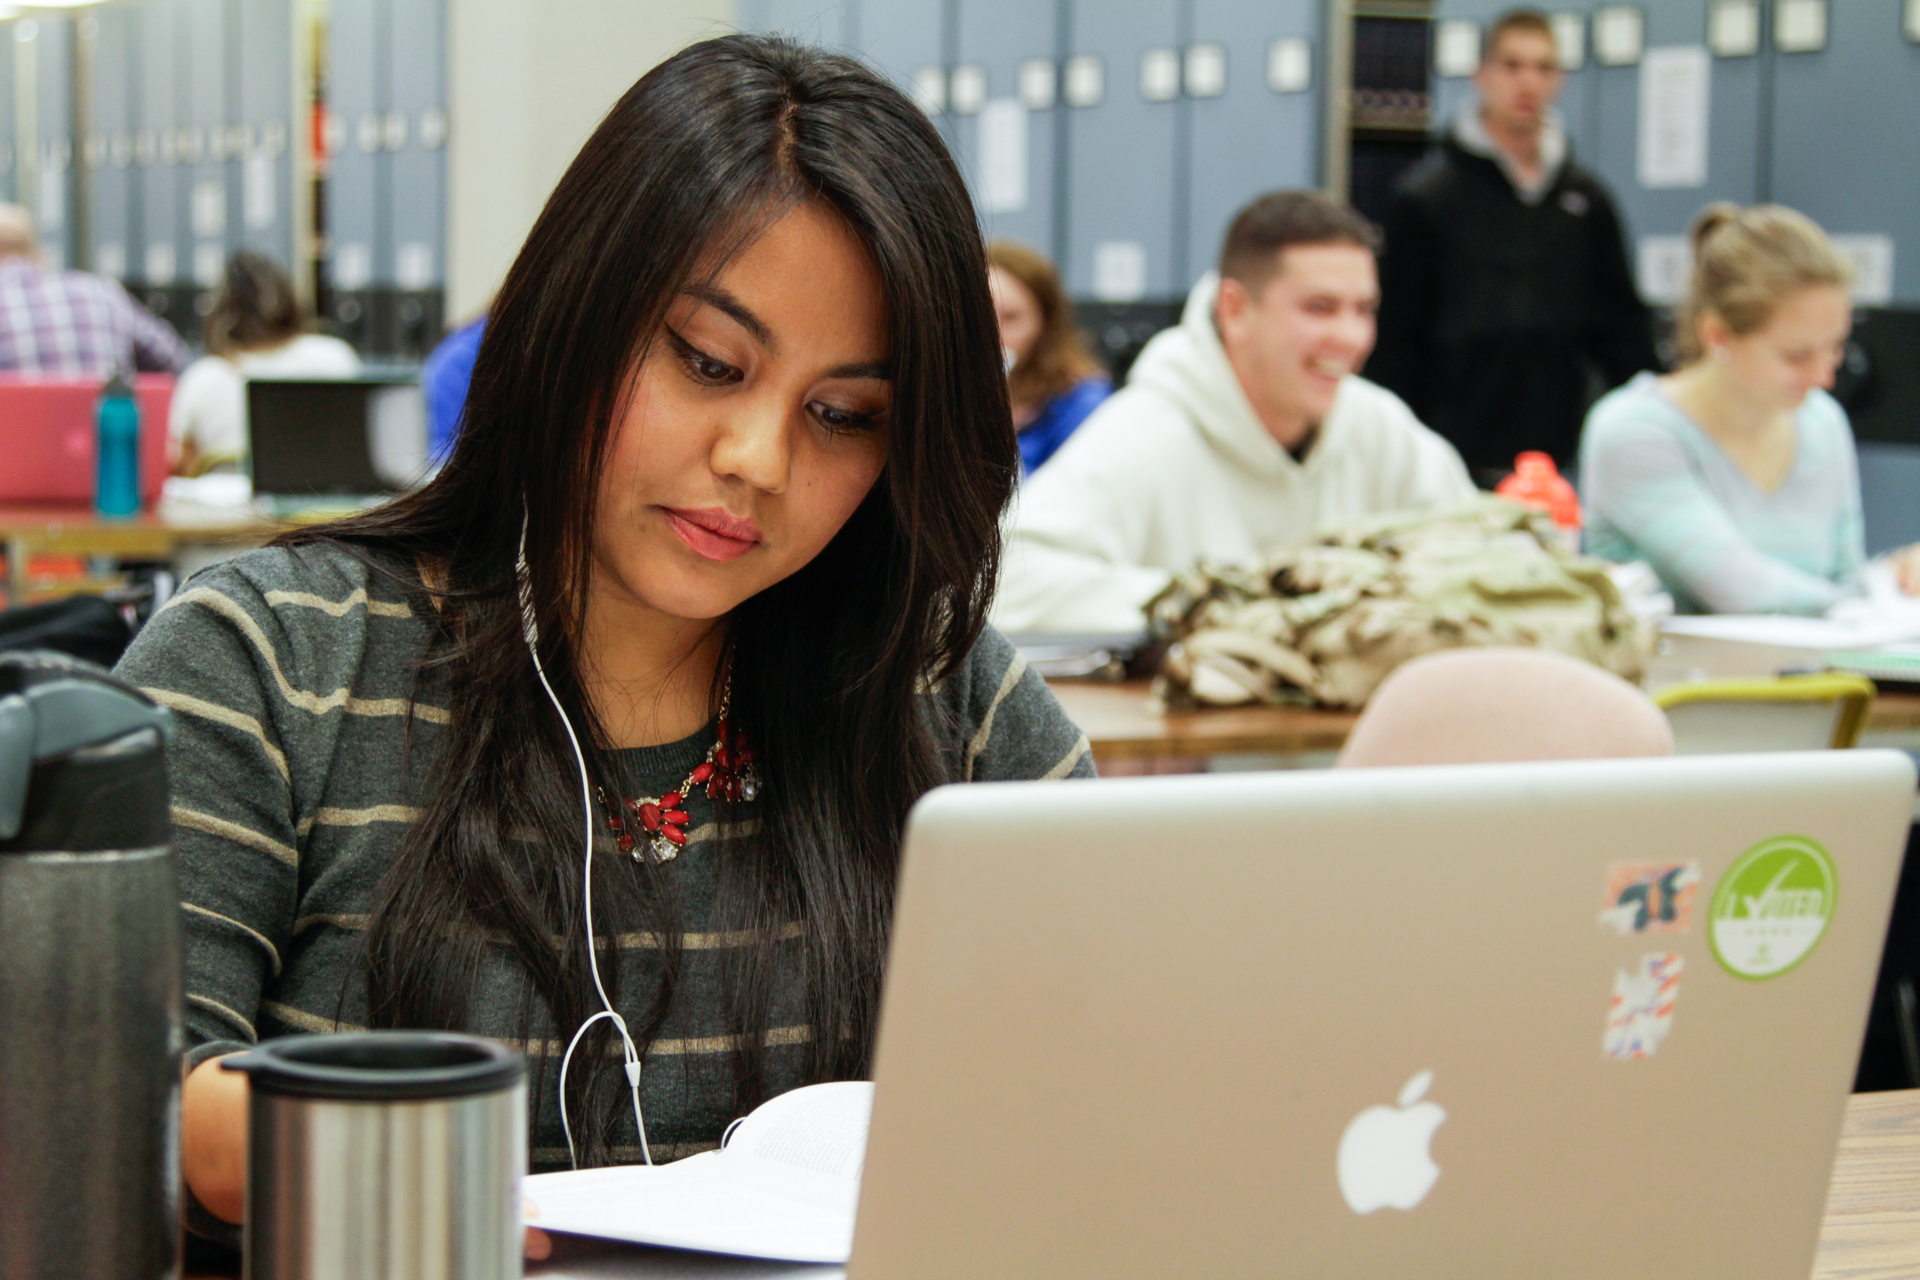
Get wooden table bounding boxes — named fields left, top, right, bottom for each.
left=1049, top=678, right=1920, bottom=771
left=1812, top=1088, right=1920, bottom=1278
left=183, top=1089, right=1920, bottom=1277
left=0, top=505, right=281, bottom=601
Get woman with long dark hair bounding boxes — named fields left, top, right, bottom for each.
left=117, top=35, right=1092, bottom=1241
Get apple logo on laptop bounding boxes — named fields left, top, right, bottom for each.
left=1336, top=1070, right=1446, bottom=1214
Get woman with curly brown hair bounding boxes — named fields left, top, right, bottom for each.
left=988, top=241, right=1108, bottom=474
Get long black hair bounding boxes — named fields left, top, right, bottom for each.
left=281, top=34, right=1016, bottom=1162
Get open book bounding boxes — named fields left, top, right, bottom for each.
left=522, top=1081, right=872, bottom=1264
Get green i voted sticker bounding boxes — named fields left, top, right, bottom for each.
left=1709, top=836, right=1838, bottom=981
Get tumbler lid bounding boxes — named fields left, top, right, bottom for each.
left=0, top=653, right=172, bottom=843
left=222, top=1032, right=526, bottom=1101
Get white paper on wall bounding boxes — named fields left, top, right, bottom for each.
left=37, top=174, right=61, bottom=231
left=194, top=242, right=223, bottom=288
left=949, top=65, right=987, bottom=115
left=1594, top=6, right=1645, bottom=65
left=977, top=99, right=1027, bottom=214
left=1636, top=45, right=1710, bottom=189
left=1830, top=235, right=1895, bottom=306
left=1708, top=0, right=1760, bottom=57
left=1017, top=59, right=1056, bottom=111
left=1267, top=38, right=1311, bottom=93
left=192, top=178, right=226, bottom=238
left=1183, top=44, right=1225, bottom=98
left=1140, top=47, right=1180, bottom=102
left=96, top=241, right=125, bottom=280
left=1063, top=55, right=1104, bottom=108
left=911, top=66, right=946, bottom=115
left=1636, top=235, right=1692, bottom=304
left=333, top=242, right=372, bottom=291
left=145, top=242, right=176, bottom=284
left=1092, top=241, right=1146, bottom=302
left=1434, top=20, right=1479, bottom=77
left=396, top=242, right=435, bottom=291
left=1775, top=0, right=1828, bottom=53
left=1552, top=12, right=1586, bottom=70
left=243, top=153, right=275, bottom=229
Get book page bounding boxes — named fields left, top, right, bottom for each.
left=522, top=1081, right=873, bottom=1264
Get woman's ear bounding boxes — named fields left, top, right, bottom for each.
left=1697, top=310, right=1733, bottom=361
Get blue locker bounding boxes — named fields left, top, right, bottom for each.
left=237, top=0, right=296, bottom=269
left=91, top=9, right=138, bottom=280
left=137, top=1, right=184, bottom=288
left=1063, top=0, right=1182, bottom=299
left=328, top=0, right=381, bottom=305
left=1185, top=0, right=1320, bottom=286
left=185, top=0, right=229, bottom=291
left=954, top=0, right=1061, bottom=260
left=857, top=0, right=951, bottom=149
left=35, top=16, right=71, bottom=269
left=388, top=0, right=445, bottom=311
left=748, top=0, right=860, bottom=50
left=1585, top=1, right=1763, bottom=247
left=0, top=22, right=15, bottom=205
left=1770, top=0, right=1920, bottom=305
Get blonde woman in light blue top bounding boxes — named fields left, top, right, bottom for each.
left=1582, top=203, right=1919, bottom=614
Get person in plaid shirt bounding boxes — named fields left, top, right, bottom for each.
left=0, top=204, right=189, bottom=375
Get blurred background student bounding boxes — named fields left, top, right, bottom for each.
left=1367, top=7, right=1655, bottom=482
left=422, top=309, right=486, bottom=462
left=1581, top=204, right=1919, bottom=614
left=0, top=203, right=187, bottom=376
left=169, top=253, right=360, bottom=476
left=988, top=241, right=1109, bottom=474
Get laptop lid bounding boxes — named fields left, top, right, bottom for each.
left=0, top=376, right=174, bottom=506
left=854, top=751, right=1915, bottom=1279
left=246, top=377, right=427, bottom=499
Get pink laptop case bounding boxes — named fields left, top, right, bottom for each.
left=0, top=375, right=175, bottom=507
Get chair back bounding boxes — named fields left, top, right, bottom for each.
left=1653, top=673, right=1876, bottom=754
left=1337, top=646, right=1674, bottom=768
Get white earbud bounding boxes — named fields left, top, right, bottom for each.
left=518, top=514, right=653, bottom=1168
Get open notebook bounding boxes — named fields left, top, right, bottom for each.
left=522, top=1081, right=871, bottom=1263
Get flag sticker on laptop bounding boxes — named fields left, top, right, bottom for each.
left=1599, top=862, right=1700, bottom=935
left=1604, top=953, right=1683, bottom=1060
left=1709, top=836, right=1838, bottom=981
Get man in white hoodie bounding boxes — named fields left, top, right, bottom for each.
left=994, top=190, right=1474, bottom=635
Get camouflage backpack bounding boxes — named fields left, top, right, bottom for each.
left=1148, top=497, right=1652, bottom=710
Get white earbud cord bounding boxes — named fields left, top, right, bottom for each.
left=518, top=518, right=653, bottom=1168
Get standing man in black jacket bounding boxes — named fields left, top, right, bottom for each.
left=1367, top=8, right=1658, bottom=481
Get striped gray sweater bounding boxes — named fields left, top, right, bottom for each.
left=115, top=542, right=1092, bottom=1175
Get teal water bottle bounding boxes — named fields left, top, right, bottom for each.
left=95, top=366, right=140, bottom=517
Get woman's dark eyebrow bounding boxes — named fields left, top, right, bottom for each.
left=683, top=283, right=774, bottom=349
left=825, top=361, right=891, bottom=381
left=683, top=283, right=890, bottom=380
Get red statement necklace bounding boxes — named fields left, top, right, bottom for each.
left=598, top=677, right=760, bottom=863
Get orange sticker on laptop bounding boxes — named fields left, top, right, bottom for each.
left=1599, top=863, right=1701, bottom=936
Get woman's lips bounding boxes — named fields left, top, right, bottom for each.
left=663, top=507, right=761, bottom=562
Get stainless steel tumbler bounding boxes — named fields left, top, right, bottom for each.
left=0, top=653, right=180, bottom=1280
left=222, top=1031, right=527, bottom=1280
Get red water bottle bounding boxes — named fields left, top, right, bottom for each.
left=1496, top=452, right=1580, bottom=550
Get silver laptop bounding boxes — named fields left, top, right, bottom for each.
left=852, top=751, right=1915, bottom=1279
